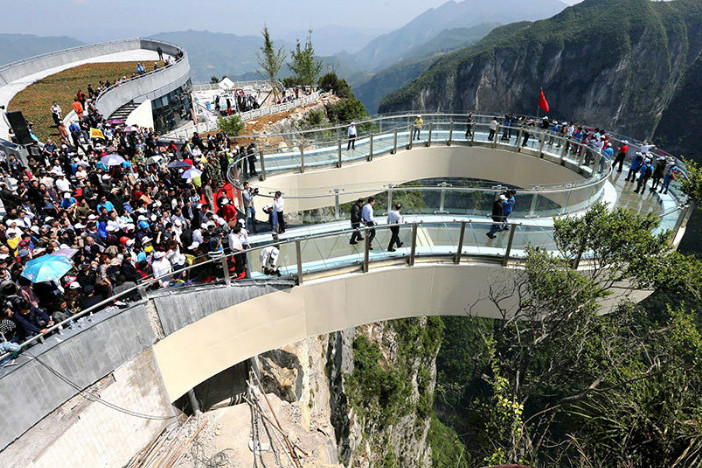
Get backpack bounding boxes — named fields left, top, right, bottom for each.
left=643, top=164, right=653, bottom=178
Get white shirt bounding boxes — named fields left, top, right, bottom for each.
left=228, top=232, right=243, bottom=251
left=387, top=210, right=403, bottom=225
left=55, top=177, right=71, bottom=193
left=152, top=258, right=172, bottom=279
left=361, top=203, right=375, bottom=223
left=259, top=246, right=279, bottom=269
left=274, top=197, right=284, bottom=213
left=489, top=119, right=498, bottom=131
left=348, top=125, right=357, bottom=137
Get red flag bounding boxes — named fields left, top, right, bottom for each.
left=539, top=88, right=550, bottom=113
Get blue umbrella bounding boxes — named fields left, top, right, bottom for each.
left=21, top=254, right=73, bottom=283
left=167, top=160, right=192, bottom=169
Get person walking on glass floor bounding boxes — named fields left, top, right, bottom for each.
left=387, top=203, right=404, bottom=252
left=486, top=195, right=506, bottom=239
left=361, top=197, right=376, bottom=248
left=347, top=122, right=357, bottom=150
left=349, top=198, right=364, bottom=245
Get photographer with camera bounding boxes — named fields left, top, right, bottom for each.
left=242, top=182, right=259, bottom=234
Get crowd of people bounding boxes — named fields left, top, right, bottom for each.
left=0, top=87, right=284, bottom=355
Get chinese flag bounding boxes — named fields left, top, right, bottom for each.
left=539, top=88, right=550, bottom=113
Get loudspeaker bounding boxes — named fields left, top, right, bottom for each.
left=5, top=110, right=34, bottom=146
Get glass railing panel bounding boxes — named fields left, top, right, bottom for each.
left=535, top=191, right=569, bottom=217
left=430, top=122, right=452, bottom=145
left=509, top=224, right=558, bottom=253
left=275, top=241, right=299, bottom=276
left=416, top=223, right=462, bottom=257
left=473, top=123, right=493, bottom=144
left=462, top=221, right=507, bottom=257
left=442, top=189, right=493, bottom=216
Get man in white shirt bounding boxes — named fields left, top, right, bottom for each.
left=55, top=173, right=71, bottom=193
left=347, top=123, right=357, bottom=150
left=151, top=251, right=173, bottom=287
left=361, top=197, right=376, bottom=248
left=488, top=117, right=499, bottom=141
left=227, top=224, right=246, bottom=278
left=386, top=203, right=404, bottom=252
left=273, top=191, right=285, bottom=233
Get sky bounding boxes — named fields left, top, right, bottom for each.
left=0, top=0, right=583, bottom=42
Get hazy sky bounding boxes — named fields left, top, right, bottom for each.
left=1, top=0, right=583, bottom=41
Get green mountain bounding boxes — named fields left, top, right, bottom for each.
left=380, top=0, right=702, bottom=138
left=0, top=34, right=83, bottom=66
left=352, top=0, right=567, bottom=71
left=353, top=22, right=504, bottom=113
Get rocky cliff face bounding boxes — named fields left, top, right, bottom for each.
left=253, top=317, right=443, bottom=467
left=380, top=0, right=702, bottom=138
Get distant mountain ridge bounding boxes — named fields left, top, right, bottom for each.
left=351, top=0, right=567, bottom=70
left=0, top=34, right=84, bottom=67
left=379, top=0, right=702, bottom=138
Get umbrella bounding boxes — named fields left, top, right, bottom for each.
left=167, top=160, right=192, bottom=169
left=182, top=168, right=202, bottom=179
left=146, top=155, right=163, bottom=165
left=124, top=126, right=137, bottom=132
left=108, top=119, right=125, bottom=125
left=101, top=154, right=126, bottom=166
left=53, top=248, right=78, bottom=258
left=21, top=255, right=73, bottom=283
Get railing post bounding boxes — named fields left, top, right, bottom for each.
left=363, top=233, right=370, bottom=273
left=426, top=122, right=433, bottom=147
left=515, top=128, right=523, bottom=152
left=538, top=131, right=546, bottom=157
left=409, top=223, right=418, bottom=266
left=368, top=134, right=374, bottom=161
left=448, top=121, right=453, bottom=146
left=454, top=221, right=466, bottom=264
left=337, top=139, right=342, bottom=167
left=295, top=239, right=303, bottom=284
left=408, top=124, right=413, bottom=150
left=221, top=256, right=231, bottom=285
left=299, top=145, right=305, bottom=173
left=392, top=130, right=398, bottom=154
left=502, top=224, right=517, bottom=266
left=334, top=188, right=341, bottom=219
left=560, top=191, right=572, bottom=215
left=259, top=150, right=266, bottom=180
left=438, top=182, right=450, bottom=214
left=528, top=193, right=538, bottom=217
left=494, top=125, right=499, bottom=148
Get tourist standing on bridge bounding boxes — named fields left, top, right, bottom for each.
left=660, top=160, right=679, bottom=195
left=613, top=140, right=629, bottom=172
left=599, top=142, right=614, bottom=173
left=650, top=156, right=667, bottom=192
left=387, top=203, right=404, bottom=252
left=486, top=195, right=506, bottom=239
left=242, top=182, right=258, bottom=234
left=634, top=158, right=654, bottom=194
left=413, top=115, right=423, bottom=141
left=488, top=117, right=498, bottom=141
left=273, top=191, right=285, bottom=233
left=347, top=122, right=357, bottom=150
left=157, top=46, right=164, bottom=61
left=349, top=198, right=364, bottom=245
left=361, top=197, right=376, bottom=248
left=625, top=152, right=644, bottom=182
left=465, top=113, right=474, bottom=139
left=500, top=190, right=516, bottom=231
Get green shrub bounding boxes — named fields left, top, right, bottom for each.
left=217, top=114, right=245, bottom=136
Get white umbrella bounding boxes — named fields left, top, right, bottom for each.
left=101, top=154, right=126, bottom=166
left=182, top=168, right=202, bottom=179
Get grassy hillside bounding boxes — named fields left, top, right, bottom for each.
left=8, top=62, right=154, bottom=141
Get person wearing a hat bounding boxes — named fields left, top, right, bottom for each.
left=81, top=284, right=105, bottom=310
left=151, top=250, right=172, bottom=287
left=217, top=197, right=237, bottom=223
left=634, top=158, right=654, bottom=194
left=650, top=155, right=668, bottom=192
left=599, top=141, right=614, bottom=174
left=413, top=115, right=423, bottom=141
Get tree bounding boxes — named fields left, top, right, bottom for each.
left=458, top=203, right=702, bottom=466
left=217, top=114, right=245, bottom=136
left=319, top=72, right=353, bottom=99
left=210, top=76, right=219, bottom=84
left=257, top=26, right=286, bottom=101
left=289, top=30, right=323, bottom=88
left=681, top=156, right=702, bottom=204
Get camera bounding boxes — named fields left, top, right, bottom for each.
left=253, top=187, right=259, bottom=195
